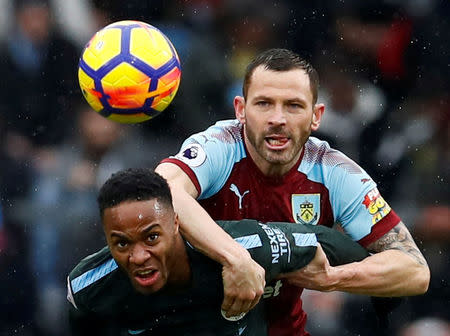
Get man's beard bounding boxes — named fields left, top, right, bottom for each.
left=245, top=123, right=307, bottom=166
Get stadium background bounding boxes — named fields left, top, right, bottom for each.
left=0, top=0, right=448, bottom=335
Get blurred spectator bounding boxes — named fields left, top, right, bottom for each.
left=302, top=290, right=346, bottom=336
left=221, top=2, right=287, bottom=102
left=0, top=0, right=80, bottom=150
left=0, top=202, right=37, bottom=335
left=0, top=115, right=33, bottom=213
left=314, top=56, right=386, bottom=161
left=333, top=2, right=416, bottom=104
left=398, top=91, right=449, bottom=325
left=50, top=0, right=97, bottom=47
left=398, top=317, right=450, bottom=336
left=26, top=106, right=156, bottom=335
left=144, top=1, right=233, bottom=138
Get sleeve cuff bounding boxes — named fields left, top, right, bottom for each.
left=358, top=210, right=401, bottom=247
left=160, top=158, right=202, bottom=196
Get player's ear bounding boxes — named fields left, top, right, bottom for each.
left=311, top=103, right=325, bottom=131
left=173, top=213, right=180, bottom=234
left=234, top=96, right=246, bottom=124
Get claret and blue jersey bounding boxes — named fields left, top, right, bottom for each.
left=162, top=119, right=399, bottom=245
left=161, top=119, right=401, bottom=335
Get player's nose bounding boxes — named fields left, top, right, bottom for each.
left=129, top=243, right=151, bottom=265
left=267, top=104, right=286, bottom=126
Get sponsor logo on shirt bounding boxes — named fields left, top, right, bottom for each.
left=291, top=194, right=321, bottom=225
left=175, top=143, right=206, bottom=167
left=263, top=280, right=283, bottom=298
left=229, top=184, right=250, bottom=209
left=258, top=223, right=291, bottom=264
left=362, top=188, right=391, bottom=225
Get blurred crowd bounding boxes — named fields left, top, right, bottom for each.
left=0, top=0, right=448, bottom=335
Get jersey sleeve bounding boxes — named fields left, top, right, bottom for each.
left=326, top=155, right=401, bottom=246
left=218, top=219, right=369, bottom=282
left=160, top=120, right=246, bottom=199
left=67, top=276, right=109, bottom=335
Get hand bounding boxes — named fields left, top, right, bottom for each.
left=221, top=252, right=265, bottom=318
left=278, top=243, right=338, bottom=292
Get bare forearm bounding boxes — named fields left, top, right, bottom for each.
left=171, top=184, right=250, bottom=265
left=156, top=162, right=265, bottom=316
left=155, top=163, right=248, bottom=265
left=334, top=222, right=429, bottom=296
left=282, top=222, right=430, bottom=296
left=332, top=249, right=429, bottom=296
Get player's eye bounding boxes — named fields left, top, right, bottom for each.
left=117, top=241, right=128, bottom=248
left=256, top=101, right=270, bottom=107
left=147, top=233, right=159, bottom=243
left=113, top=240, right=129, bottom=250
left=288, top=103, right=303, bottom=110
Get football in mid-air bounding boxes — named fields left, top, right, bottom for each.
left=78, top=20, right=181, bottom=124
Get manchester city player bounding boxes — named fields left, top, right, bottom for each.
left=68, top=168, right=373, bottom=335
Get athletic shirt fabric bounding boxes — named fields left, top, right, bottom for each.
left=67, top=220, right=370, bottom=335
left=161, top=119, right=401, bottom=336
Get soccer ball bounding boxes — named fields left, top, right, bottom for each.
left=78, top=20, right=181, bottom=124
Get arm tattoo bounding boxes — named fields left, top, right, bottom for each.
left=366, top=222, right=428, bottom=266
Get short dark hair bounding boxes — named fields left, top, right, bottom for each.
left=243, top=48, right=319, bottom=104
left=97, top=168, right=173, bottom=218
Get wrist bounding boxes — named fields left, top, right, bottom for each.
left=221, top=244, right=251, bottom=268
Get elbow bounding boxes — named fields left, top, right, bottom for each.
left=413, top=265, right=431, bottom=295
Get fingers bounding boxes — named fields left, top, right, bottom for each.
left=221, top=293, right=234, bottom=314
left=222, top=280, right=265, bottom=317
left=221, top=289, right=261, bottom=318
left=220, top=260, right=265, bottom=319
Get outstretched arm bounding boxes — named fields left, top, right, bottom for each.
left=280, top=222, right=430, bottom=296
left=155, top=163, right=265, bottom=317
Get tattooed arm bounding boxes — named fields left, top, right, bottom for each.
left=281, top=222, right=430, bottom=296
left=366, top=222, right=427, bottom=266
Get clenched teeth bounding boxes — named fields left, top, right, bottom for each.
left=267, top=138, right=287, bottom=145
left=137, top=270, right=155, bottom=276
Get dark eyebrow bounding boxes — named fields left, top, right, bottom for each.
left=109, top=224, right=160, bottom=239
left=110, top=231, right=128, bottom=240
left=142, top=224, right=160, bottom=234
left=286, top=98, right=307, bottom=105
left=251, top=95, right=273, bottom=102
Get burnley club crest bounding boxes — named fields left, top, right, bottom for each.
left=292, top=194, right=320, bottom=225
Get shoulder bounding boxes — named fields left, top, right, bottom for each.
left=190, top=119, right=244, bottom=145
left=300, top=137, right=370, bottom=184
left=302, top=137, right=363, bottom=173
left=67, top=247, right=125, bottom=312
left=171, top=119, right=245, bottom=166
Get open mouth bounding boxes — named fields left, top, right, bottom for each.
left=134, top=269, right=159, bottom=287
left=265, top=136, right=289, bottom=149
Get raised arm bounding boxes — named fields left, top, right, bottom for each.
left=281, top=221, right=430, bottom=296
left=155, top=162, right=265, bottom=316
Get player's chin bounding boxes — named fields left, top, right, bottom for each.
left=264, top=151, right=295, bottom=165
